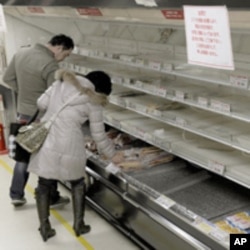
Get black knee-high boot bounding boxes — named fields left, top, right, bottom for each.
left=35, top=188, right=56, bottom=241
left=71, top=182, right=91, bottom=236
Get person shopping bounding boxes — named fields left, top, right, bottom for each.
left=3, top=34, right=74, bottom=207
left=27, top=69, right=123, bottom=241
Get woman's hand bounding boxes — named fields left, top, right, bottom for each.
left=111, top=151, right=124, bottom=164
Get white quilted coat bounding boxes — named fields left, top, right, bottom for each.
left=27, top=69, right=115, bottom=181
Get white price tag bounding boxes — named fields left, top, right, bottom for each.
left=210, top=100, right=231, bottom=113
left=219, top=102, right=231, bottom=113
left=135, top=80, right=144, bottom=88
left=135, top=58, right=144, bottom=66
left=144, top=84, right=155, bottom=93
left=209, top=228, right=229, bottom=243
left=155, top=195, right=175, bottom=209
left=152, top=109, right=162, bottom=117
left=136, top=128, right=145, bottom=138
left=72, top=46, right=80, bottom=54
left=124, top=78, right=131, bottom=85
left=79, top=48, right=90, bottom=56
left=230, top=75, right=249, bottom=89
left=120, top=55, right=134, bottom=63
left=152, top=136, right=162, bottom=147
left=148, top=61, right=161, bottom=70
left=112, top=76, right=123, bottom=84
left=208, top=160, right=225, bottom=175
left=198, top=97, right=208, bottom=107
left=144, top=133, right=153, bottom=142
left=80, top=66, right=88, bottom=74
left=106, top=163, right=120, bottom=175
left=111, top=97, right=125, bottom=107
left=154, top=87, right=167, bottom=97
left=175, top=90, right=185, bottom=100
left=127, top=102, right=136, bottom=110
left=74, top=65, right=80, bottom=73
left=161, top=63, right=173, bottom=72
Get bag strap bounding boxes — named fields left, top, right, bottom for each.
left=27, top=110, right=39, bottom=124
left=48, top=92, right=80, bottom=124
left=45, top=74, right=84, bottom=126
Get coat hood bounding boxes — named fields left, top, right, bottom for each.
left=54, top=69, right=109, bottom=106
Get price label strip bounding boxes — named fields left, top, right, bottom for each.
left=198, top=97, right=208, bottom=107
left=210, top=99, right=231, bottom=113
left=112, top=76, right=123, bottom=84
left=155, top=195, right=176, bottom=210
left=79, top=48, right=90, bottom=56
left=135, top=80, right=144, bottom=88
left=194, top=218, right=217, bottom=234
left=230, top=75, right=249, bottom=89
left=123, top=78, right=131, bottom=85
left=106, top=163, right=120, bottom=175
left=209, top=228, right=229, bottom=246
left=161, top=63, right=173, bottom=72
left=152, top=109, right=162, bottom=117
left=154, top=87, right=167, bottom=97
left=135, top=58, right=144, bottom=67
left=175, top=117, right=186, bottom=126
left=148, top=61, right=161, bottom=70
left=208, top=160, right=225, bottom=175
left=175, top=90, right=185, bottom=101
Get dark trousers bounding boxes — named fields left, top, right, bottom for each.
left=10, top=161, right=29, bottom=199
left=10, top=161, right=60, bottom=203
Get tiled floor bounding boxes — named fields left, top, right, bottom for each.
left=0, top=154, right=140, bottom=250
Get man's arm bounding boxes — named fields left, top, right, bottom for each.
left=3, top=56, right=18, bottom=92
left=42, top=61, right=59, bottom=88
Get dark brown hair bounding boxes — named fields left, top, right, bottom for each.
left=85, top=71, right=112, bottom=96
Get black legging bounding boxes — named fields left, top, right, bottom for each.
left=36, top=177, right=84, bottom=201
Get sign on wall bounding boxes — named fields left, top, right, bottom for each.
left=0, top=0, right=250, bottom=8
left=183, top=5, right=234, bottom=70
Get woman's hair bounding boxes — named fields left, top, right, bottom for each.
left=85, top=71, right=112, bottom=96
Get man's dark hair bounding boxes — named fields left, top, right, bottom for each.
left=48, top=34, right=74, bottom=50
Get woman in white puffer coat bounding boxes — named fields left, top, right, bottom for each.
left=28, top=69, right=123, bottom=242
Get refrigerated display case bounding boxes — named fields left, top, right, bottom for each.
left=1, top=2, right=250, bottom=249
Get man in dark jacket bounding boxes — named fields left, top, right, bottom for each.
left=3, top=34, right=75, bottom=207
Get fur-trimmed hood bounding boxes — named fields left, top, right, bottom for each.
left=54, top=69, right=109, bottom=106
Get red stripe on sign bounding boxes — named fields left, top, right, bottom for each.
left=27, top=7, right=45, bottom=14
left=161, top=9, right=184, bottom=20
left=76, top=8, right=102, bottom=16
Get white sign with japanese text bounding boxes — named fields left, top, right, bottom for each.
left=184, top=5, right=234, bottom=70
